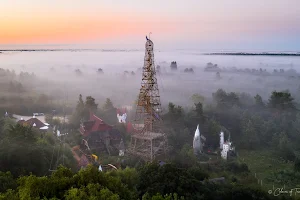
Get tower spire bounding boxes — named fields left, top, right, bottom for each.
left=135, top=36, right=162, bottom=132
left=128, top=36, right=167, bottom=161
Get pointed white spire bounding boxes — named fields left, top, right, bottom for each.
left=193, top=124, right=201, bottom=154
left=220, top=131, right=224, bottom=149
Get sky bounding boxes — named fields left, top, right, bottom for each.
left=1, top=0, right=300, bottom=50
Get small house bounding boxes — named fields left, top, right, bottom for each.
left=79, top=112, right=123, bottom=155
left=18, top=116, right=49, bottom=131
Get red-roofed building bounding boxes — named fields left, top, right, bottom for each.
left=79, top=112, right=113, bottom=137
left=79, top=111, right=122, bottom=155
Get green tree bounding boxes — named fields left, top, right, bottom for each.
left=0, top=124, right=75, bottom=177
left=206, top=119, right=224, bottom=149
left=76, top=94, right=85, bottom=115
left=174, top=144, right=199, bottom=166
left=137, top=162, right=205, bottom=200
left=103, top=98, right=114, bottom=111
left=212, top=89, right=227, bottom=107
left=0, top=171, right=17, bottom=193
left=64, top=187, right=88, bottom=200
left=0, top=117, right=15, bottom=139
left=294, top=157, right=300, bottom=172
left=82, top=96, right=98, bottom=120
left=238, top=92, right=254, bottom=107
left=142, top=193, right=185, bottom=200
left=166, top=103, right=183, bottom=122
left=7, top=124, right=36, bottom=143
left=0, top=189, right=18, bottom=200
left=241, top=118, right=260, bottom=149
left=107, top=167, right=139, bottom=193
left=70, top=94, right=85, bottom=126
left=292, top=113, right=300, bottom=135
left=85, top=96, right=98, bottom=112
left=268, top=91, right=295, bottom=111
left=97, top=98, right=117, bottom=125
left=194, top=102, right=203, bottom=118
left=254, top=94, right=265, bottom=108
left=278, top=132, right=295, bottom=161
left=168, top=129, right=191, bottom=155
left=227, top=92, right=240, bottom=107
left=212, top=89, right=240, bottom=109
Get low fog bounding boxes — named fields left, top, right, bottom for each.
left=1, top=49, right=300, bottom=111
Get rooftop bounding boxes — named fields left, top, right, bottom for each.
left=79, top=112, right=113, bottom=137
left=13, top=114, right=46, bottom=123
left=17, top=116, right=48, bottom=130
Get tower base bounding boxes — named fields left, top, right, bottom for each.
left=127, top=131, right=167, bottom=162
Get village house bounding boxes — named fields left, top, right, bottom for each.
left=79, top=112, right=123, bottom=156
left=17, top=115, right=49, bottom=131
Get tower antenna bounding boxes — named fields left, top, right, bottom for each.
left=128, top=36, right=167, bottom=161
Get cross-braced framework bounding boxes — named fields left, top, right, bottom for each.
left=127, top=36, right=167, bottom=161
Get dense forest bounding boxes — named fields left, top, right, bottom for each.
left=0, top=68, right=300, bottom=199
left=0, top=164, right=290, bottom=200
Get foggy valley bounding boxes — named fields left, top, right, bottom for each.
left=1, top=0, right=300, bottom=199
left=1, top=46, right=300, bottom=199
left=1, top=49, right=300, bottom=109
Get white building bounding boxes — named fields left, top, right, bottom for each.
left=221, top=140, right=235, bottom=160
left=117, top=108, right=128, bottom=123
left=117, top=113, right=127, bottom=123
left=220, top=131, right=235, bottom=160
left=220, top=131, right=224, bottom=149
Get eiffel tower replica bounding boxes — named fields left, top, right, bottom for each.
left=127, top=35, right=167, bottom=161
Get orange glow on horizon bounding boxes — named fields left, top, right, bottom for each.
left=1, top=10, right=297, bottom=45
left=0, top=13, right=179, bottom=44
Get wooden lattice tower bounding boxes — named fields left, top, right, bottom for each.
left=128, top=36, right=167, bottom=161
left=135, top=36, right=162, bottom=130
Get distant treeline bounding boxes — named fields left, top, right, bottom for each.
left=0, top=49, right=141, bottom=52
left=205, top=52, right=300, bottom=56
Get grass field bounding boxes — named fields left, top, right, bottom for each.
left=238, top=149, right=295, bottom=191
